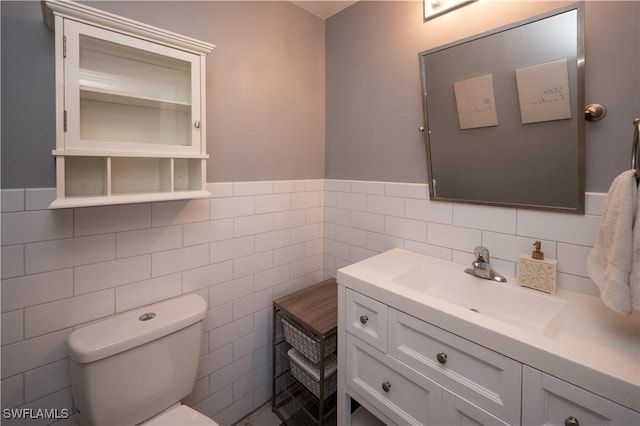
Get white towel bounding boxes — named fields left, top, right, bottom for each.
left=587, top=170, right=638, bottom=316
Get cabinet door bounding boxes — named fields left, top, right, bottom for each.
left=522, top=366, right=640, bottom=426
left=63, top=20, right=203, bottom=155
left=346, top=334, right=441, bottom=426
left=441, top=389, right=510, bottom=426
left=346, top=289, right=388, bottom=352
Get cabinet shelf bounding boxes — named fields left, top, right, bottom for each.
left=80, top=87, right=191, bottom=112
left=51, top=155, right=207, bottom=209
left=49, top=190, right=211, bottom=209
left=52, top=150, right=208, bottom=159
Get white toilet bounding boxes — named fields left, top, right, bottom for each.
left=67, top=294, right=219, bottom=426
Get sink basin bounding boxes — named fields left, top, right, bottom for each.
left=390, top=262, right=567, bottom=336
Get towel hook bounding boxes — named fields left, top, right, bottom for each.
left=584, top=104, right=607, bottom=121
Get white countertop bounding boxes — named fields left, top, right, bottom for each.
left=337, top=248, right=640, bottom=412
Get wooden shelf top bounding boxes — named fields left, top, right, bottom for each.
left=273, top=278, right=337, bottom=336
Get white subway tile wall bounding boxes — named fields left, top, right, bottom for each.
left=0, top=181, right=325, bottom=425
left=0, top=179, right=605, bottom=425
left=322, top=179, right=604, bottom=299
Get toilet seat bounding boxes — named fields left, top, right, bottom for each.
left=142, top=404, right=219, bottom=426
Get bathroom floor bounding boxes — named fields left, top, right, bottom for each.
left=236, top=403, right=282, bottom=426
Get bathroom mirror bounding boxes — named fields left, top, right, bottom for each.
left=419, top=4, right=584, bottom=213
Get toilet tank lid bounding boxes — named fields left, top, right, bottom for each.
left=68, top=294, right=207, bottom=364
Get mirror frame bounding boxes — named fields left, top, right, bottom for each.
left=419, top=3, right=585, bottom=214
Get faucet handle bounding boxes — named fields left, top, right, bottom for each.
left=474, top=246, right=490, bottom=263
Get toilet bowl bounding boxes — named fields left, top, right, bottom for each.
left=67, top=294, right=218, bottom=426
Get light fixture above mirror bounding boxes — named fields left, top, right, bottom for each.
left=424, top=0, right=476, bottom=21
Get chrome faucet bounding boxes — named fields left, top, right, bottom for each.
left=464, top=246, right=507, bottom=283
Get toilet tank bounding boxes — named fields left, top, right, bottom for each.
left=68, top=294, right=207, bottom=426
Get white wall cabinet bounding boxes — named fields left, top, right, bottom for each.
left=338, top=287, right=640, bottom=426
left=42, top=0, right=214, bottom=208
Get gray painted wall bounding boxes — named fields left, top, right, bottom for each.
left=1, top=1, right=325, bottom=188
left=3, top=1, right=639, bottom=193
left=1, top=1, right=56, bottom=189
left=325, top=1, right=640, bottom=192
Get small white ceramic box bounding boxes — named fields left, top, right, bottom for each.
left=518, top=255, right=558, bottom=294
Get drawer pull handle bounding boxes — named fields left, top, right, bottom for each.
left=565, top=417, right=580, bottom=426
left=359, top=315, right=368, bottom=325
left=436, top=352, right=448, bottom=364
left=382, top=381, right=391, bottom=392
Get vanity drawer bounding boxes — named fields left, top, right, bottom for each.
left=522, top=366, right=640, bottom=426
left=346, top=333, right=440, bottom=426
left=388, top=308, right=521, bottom=425
left=346, top=289, right=387, bottom=352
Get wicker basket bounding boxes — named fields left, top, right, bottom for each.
left=288, top=348, right=337, bottom=400
left=282, top=317, right=337, bottom=363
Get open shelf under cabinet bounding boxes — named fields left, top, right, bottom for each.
left=51, top=155, right=208, bottom=209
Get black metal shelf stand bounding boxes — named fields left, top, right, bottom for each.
left=271, top=293, right=337, bottom=426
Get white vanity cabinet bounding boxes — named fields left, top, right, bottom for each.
left=341, top=288, right=520, bottom=426
left=42, top=0, right=215, bottom=208
left=338, top=286, right=640, bottom=426
left=522, top=366, right=640, bottom=426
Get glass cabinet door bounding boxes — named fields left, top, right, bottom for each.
left=63, top=20, right=202, bottom=155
